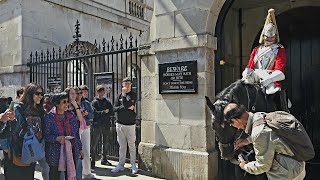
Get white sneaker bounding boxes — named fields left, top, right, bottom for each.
left=131, top=164, right=138, bottom=174
left=83, top=173, right=95, bottom=179
left=111, top=165, right=125, bottom=173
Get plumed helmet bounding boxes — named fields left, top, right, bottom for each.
left=259, top=9, right=280, bottom=44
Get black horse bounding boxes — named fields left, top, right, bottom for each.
left=206, top=80, right=277, bottom=180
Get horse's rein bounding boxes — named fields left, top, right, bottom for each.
left=245, top=85, right=259, bottom=112
left=219, top=142, right=234, bottom=148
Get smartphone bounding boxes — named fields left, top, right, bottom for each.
left=9, top=101, right=15, bottom=110
left=238, top=154, right=245, bottom=162
left=65, top=136, right=74, bottom=140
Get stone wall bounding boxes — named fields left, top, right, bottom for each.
left=139, top=44, right=219, bottom=179
left=0, top=0, right=27, bottom=96
left=21, top=0, right=151, bottom=64
left=139, top=0, right=220, bottom=179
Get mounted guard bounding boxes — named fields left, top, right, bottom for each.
left=242, top=9, right=289, bottom=112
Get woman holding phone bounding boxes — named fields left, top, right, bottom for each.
left=4, top=83, right=45, bottom=180
left=65, top=87, right=94, bottom=179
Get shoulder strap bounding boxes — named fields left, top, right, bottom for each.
left=252, top=112, right=268, bottom=128
left=277, top=43, right=284, bottom=48
left=253, top=118, right=266, bottom=128
left=265, top=112, right=276, bottom=121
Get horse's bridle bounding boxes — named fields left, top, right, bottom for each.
left=218, top=141, right=234, bottom=148
left=213, top=99, right=235, bottom=149
left=216, top=120, right=240, bottom=150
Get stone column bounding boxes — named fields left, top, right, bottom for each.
left=138, top=1, right=218, bottom=179
left=0, top=0, right=29, bottom=97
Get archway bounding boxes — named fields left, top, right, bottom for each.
left=210, top=1, right=320, bottom=180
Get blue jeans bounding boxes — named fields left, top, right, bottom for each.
left=76, top=159, right=83, bottom=180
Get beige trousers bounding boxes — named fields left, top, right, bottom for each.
left=116, top=123, right=136, bottom=166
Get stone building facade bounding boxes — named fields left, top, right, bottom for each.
left=0, top=0, right=153, bottom=97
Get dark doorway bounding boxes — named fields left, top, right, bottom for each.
left=216, top=4, right=320, bottom=179
left=251, top=7, right=320, bottom=180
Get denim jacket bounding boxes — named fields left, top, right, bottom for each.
left=80, top=99, right=94, bottom=126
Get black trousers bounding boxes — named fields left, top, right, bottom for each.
left=49, top=166, right=70, bottom=180
left=91, top=125, right=110, bottom=161
left=3, top=154, right=35, bottom=180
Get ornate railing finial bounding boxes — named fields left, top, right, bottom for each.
left=72, top=20, right=82, bottom=56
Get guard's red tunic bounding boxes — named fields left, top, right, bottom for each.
left=246, top=47, right=286, bottom=87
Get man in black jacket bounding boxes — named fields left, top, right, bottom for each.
left=91, top=85, right=114, bottom=168
left=111, top=77, right=138, bottom=174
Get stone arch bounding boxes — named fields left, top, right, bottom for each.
left=207, top=0, right=320, bottom=37
left=206, top=0, right=228, bottom=36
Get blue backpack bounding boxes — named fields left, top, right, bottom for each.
left=21, top=128, right=45, bottom=164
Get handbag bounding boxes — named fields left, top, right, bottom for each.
left=21, top=128, right=45, bottom=164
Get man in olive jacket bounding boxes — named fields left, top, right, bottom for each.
left=224, top=103, right=305, bottom=180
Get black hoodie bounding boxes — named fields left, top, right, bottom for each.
left=91, top=97, right=114, bottom=127
left=114, top=91, right=137, bottom=125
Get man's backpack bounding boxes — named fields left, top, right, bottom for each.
left=253, top=111, right=315, bottom=162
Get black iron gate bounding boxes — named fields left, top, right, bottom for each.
left=27, top=21, right=141, bottom=160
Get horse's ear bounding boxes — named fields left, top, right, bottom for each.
left=205, top=96, right=215, bottom=114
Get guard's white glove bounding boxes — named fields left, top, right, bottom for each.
left=242, top=68, right=255, bottom=84
left=242, top=68, right=253, bottom=78
left=260, top=78, right=273, bottom=87
left=242, top=76, right=255, bottom=84
left=260, top=70, right=285, bottom=87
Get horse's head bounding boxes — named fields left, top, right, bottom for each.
left=205, top=96, right=237, bottom=160
left=205, top=80, right=277, bottom=160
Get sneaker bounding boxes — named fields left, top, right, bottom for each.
left=101, top=159, right=112, bottom=166
left=111, top=165, right=125, bottom=173
left=83, top=173, right=95, bottom=179
left=131, top=164, right=138, bottom=174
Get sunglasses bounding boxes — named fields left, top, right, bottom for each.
left=77, top=92, right=83, bottom=95
left=60, top=99, right=69, bottom=104
left=34, top=92, right=44, bottom=96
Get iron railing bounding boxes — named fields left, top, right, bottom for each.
left=27, top=20, right=142, bottom=160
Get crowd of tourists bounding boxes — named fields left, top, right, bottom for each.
left=0, top=77, right=137, bottom=180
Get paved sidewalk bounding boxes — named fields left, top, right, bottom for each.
left=33, top=160, right=165, bottom=180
